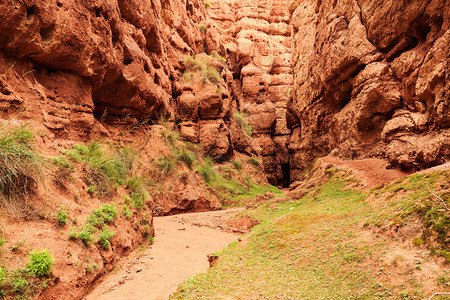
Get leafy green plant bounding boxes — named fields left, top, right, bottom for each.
left=199, top=24, right=207, bottom=34
left=87, top=204, right=118, bottom=228
left=78, top=224, right=95, bottom=246
left=98, top=226, right=115, bottom=250
left=0, top=123, right=42, bottom=200
left=122, top=204, right=132, bottom=219
left=27, top=249, right=54, bottom=276
left=204, top=0, right=211, bottom=9
left=230, top=160, right=242, bottom=171
left=0, top=238, right=6, bottom=247
left=11, top=273, right=28, bottom=293
left=233, top=112, right=253, bottom=136
left=57, top=206, right=69, bottom=225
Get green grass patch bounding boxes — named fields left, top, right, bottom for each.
left=67, top=141, right=129, bottom=195
left=173, top=171, right=449, bottom=299
left=368, top=171, right=449, bottom=261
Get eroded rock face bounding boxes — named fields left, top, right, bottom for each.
left=0, top=0, right=208, bottom=136
left=289, top=0, right=450, bottom=177
left=209, top=0, right=293, bottom=186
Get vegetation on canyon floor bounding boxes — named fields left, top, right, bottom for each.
left=174, top=169, right=450, bottom=299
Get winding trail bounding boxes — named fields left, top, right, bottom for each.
left=86, top=209, right=242, bottom=300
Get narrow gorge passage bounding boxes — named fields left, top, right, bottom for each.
left=86, top=209, right=242, bottom=300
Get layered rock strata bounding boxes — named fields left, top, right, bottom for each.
left=289, top=0, right=450, bottom=180
left=209, top=0, right=293, bottom=186
left=0, top=0, right=208, bottom=137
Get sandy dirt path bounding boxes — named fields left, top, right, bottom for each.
left=85, top=209, right=242, bottom=300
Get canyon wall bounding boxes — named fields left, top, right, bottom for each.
left=288, top=0, right=450, bottom=180
left=0, top=0, right=208, bottom=138
left=209, top=0, right=293, bottom=186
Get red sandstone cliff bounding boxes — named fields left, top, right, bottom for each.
left=288, top=0, right=450, bottom=180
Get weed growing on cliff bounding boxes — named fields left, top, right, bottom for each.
left=201, top=67, right=221, bottom=85
left=56, top=206, right=69, bottom=225
left=183, top=54, right=223, bottom=86
left=98, top=226, right=115, bottom=250
left=177, top=148, right=197, bottom=169
left=27, top=249, right=54, bottom=277
left=233, top=112, right=253, bottom=136
left=0, top=123, right=42, bottom=204
left=199, top=24, right=207, bottom=34
left=87, top=204, right=118, bottom=228
left=122, top=204, right=132, bottom=219
left=78, top=224, right=95, bottom=246
left=68, top=141, right=127, bottom=195
left=230, top=159, right=242, bottom=171
left=126, top=176, right=148, bottom=203
left=52, top=155, right=74, bottom=186
left=247, top=157, right=260, bottom=166
left=156, top=157, right=175, bottom=179
left=210, top=50, right=227, bottom=65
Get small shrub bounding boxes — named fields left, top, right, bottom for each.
left=199, top=24, right=207, bottom=34
left=181, top=71, right=194, bottom=83
left=87, top=185, right=96, bottom=195
left=204, top=0, right=211, bottom=9
left=68, top=227, right=79, bottom=240
left=11, top=275, right=28, bottom=293
left=27, top=249, right=54, bottom=276
left=233, top=112, right=253, bottom=136
left=131, top=191, right=145, bottom=210
left=87, top=204, right=118, bottom=228
left=230, top=159, right=242, bottom=171
left=126, top=176, right=148, bottom=203
left=177, top=148, right=196, bottom=169
left=413, top=237, right=424, bottom=246
left=0, top=238, right=6, bottom=247
left=122, top=204, right=132, bottom=219
left=78, top=224, right=94, bottom=246
left=98, top=227, right=115, bottom=250
left=184, top=55, right=203, bottom=72
left=247, top=157, right=260, bottom=166
left=57, top=206, right=69, bottom=225
left=161, top=128, right=179, bottom=146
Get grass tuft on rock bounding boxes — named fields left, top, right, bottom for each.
left=0, top=124, right=42, bottom=203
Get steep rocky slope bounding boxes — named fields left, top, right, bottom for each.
left=288, top=0, right=450, bottom=180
